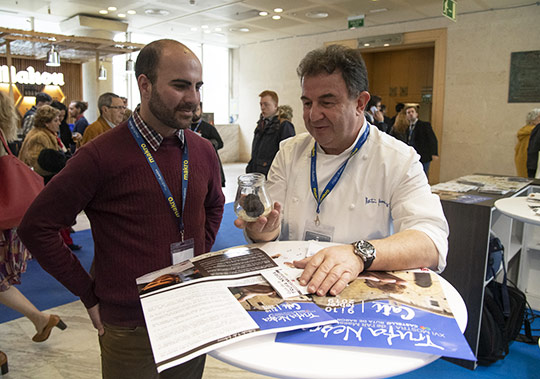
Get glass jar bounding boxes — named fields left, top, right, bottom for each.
left=234, top=173, right=272, bottom=222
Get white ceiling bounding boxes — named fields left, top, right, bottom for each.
left=0, top=0, right=534, bottom=48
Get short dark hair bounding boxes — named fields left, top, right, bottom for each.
left=367, top=95, right=382, bottom=110
left=71, top=101, right=88, bottom=113
left=50, top=100, right=67, bottom=122
left=395, top=102, right=405, bottom=113
left=136, top=39, right=192, bottom=84
left=297, top=44, right=368, bottom=99
left=98, top=92, right=120, bottom=115
left=35, top=92, right=52, bottom=105
left=259, top=90, right=278, bottom=105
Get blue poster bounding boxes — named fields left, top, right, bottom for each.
left=276, top=271, right=476, bottom=361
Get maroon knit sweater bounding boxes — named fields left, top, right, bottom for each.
left=18, top=121, right=225, bottom=326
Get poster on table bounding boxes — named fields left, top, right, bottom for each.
left=276, top=270, right=476, bottom=361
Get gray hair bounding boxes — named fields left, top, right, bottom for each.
left=98, top=92, right=120, bottom=115
left=526, top=109, right=540, bottom=125
left=297, top=44, right=369, bottom=99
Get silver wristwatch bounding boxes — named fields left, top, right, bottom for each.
left=352, top=240, right=376, bottom=270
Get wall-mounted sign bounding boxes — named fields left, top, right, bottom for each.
left=443, top=0, right=457, bottom=21
left=0, top=65, right=65, bottom=86
left=348, top=15, right=365, bottom=29
left=508, top=50, right=540, bottom=103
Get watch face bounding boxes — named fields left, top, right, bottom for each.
left=357, top=240, right=375, bottom=258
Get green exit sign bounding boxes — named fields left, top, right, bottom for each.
left=443, top=0, right=457, bottom=21
left=348, top=15, right=365, bottom=29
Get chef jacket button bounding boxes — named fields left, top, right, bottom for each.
left=349, top=203, right=355, bottom=210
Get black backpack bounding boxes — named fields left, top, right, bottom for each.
left=477, top=234, right=536, bottom=365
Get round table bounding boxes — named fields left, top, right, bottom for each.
left=210, top=241, right=468, bottom=379
left=494, top=196, right=540, bottom=226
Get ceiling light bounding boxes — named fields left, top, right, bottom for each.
left=272, top=15, right=281, bottom=20
left=98, top=64, right=107, bottom=81
left=370, top=8, right=388, bottom=13
left=118, top=13, right=126, bottom=18
left=364, top=43, right=370, bottom=47
left=201, top=25, right=209, bottom=29
left=144, top=9, right=170, bottom=16
left=127, top=10, right=136, bottom=15
left=214, top=27, right=222, bottom=32
left=108, top=6, right=117, bottom=11
left=274, top=8, right=283, bottom=13
left=126, top=58, right=135, bottom=73
left=259, top=11, right=268, bottom=16
left=383, top=43, right=390, bottom=47
left=46, top=45, right=60, bottom=67
left=204, top=29, right=211, bottom=34
left=239, top=27, right=250, bottom=32
left=305, top=11, right=329, bottom=19
left=99, top=10, right=108, bottom=15
left=190, top=27, right=198, bottom=31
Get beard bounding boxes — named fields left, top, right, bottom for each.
left=148, top=88, right=196, bottom=130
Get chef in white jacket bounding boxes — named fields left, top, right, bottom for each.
left=235, top=44, right=448, bottom=298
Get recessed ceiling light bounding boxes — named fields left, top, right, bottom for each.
left=190, top=27, right=198, bottom=31
left=99, top=10, right=108, bottom=14
left=305, top=11, right=329, bottom=19
left=108, top=6, right=117, bottom=11
left=272, top=15, right=281, bottom=20
left=259, top=11, right=268, bottom=16
left=144, top=9, right=170, bottom=16
left=127, top=10, right=136, bottom=15
left=383, top=43, right=390, bottom=47
left=370, top=8, right=388, bottom=13
left=239, top=27, right=250, bottom=32
left=215, top=27, right=222, bottom=32
left=364, top=43, right=370, bottom=47
left=118, top=13, right=126, bottom=18
left=274, top=8, right=283, bottom=13
left=204, top=29, right=211, bottom=34
left=229, top=27, right=250, bottom=32
left=201, top=25, right=209, bottom=29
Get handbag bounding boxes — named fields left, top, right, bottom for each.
left=0, top=132, right=44, bottom=230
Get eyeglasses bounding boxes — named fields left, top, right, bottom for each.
left=108, top=106, right=127, bottom=110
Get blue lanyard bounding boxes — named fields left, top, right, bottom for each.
left=192, top=120, right=202, bottom=133
left=128, top=118, right=188, bottom=240
left=310, top=124, right=370, bottom=223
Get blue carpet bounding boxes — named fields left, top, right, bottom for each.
left=2, top=202, right=539, bottom=377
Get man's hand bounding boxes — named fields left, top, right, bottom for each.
left=87, top=303, right=105, bottom=336
left=234, top=201, right=282, bottom=242
left=294, top=244, right=363, bottom=296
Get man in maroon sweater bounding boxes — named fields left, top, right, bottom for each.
left=19, top=40, right=224, bottom=378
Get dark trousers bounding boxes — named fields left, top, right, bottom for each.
left=99, top=323, right=206, bottom=379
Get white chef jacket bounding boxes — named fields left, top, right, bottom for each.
left=266, top=122, right=449, bottom=272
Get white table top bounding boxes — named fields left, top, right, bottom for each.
left=494, top=197, right=540, bottom=226
left=209, top=241, right=468, bottom=379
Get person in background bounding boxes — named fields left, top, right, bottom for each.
left=19, top=92, right=52, bottom=141
left=389, top=102, right=405, bottom=129
left=0, top=93, right=66, bottom=363
left=404, top=105, right=438, bottom=176
left=191, top=102, right=226, bottom=187
left=18, top=105, right=66, bottom=175
left=51, top=100, right=73, bottom=155
left=69, top=101, right=89, bottom=149
left=380, top=104, right=392, bottom=128
left=246, top=90, right=295, bottom=177
left=515, top=108, right=540, bottom=177
left=120, top=96, right=132, bottom=122
left=390, top=108, right=410, bottom=144
left=80, top=93, right=125, bottom=145
left=235, top=44, right=448, bottom=298
left=18, top=39, right=224, bottom=379
left=365, top=95, right=389, bottom=133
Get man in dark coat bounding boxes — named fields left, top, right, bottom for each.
left=191, top=102, right=226, bottom=186
left=405, top=105, right=438, bottom=175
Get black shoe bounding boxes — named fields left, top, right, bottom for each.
left=68, top=244, right=82, bottom=251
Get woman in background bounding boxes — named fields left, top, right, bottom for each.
left=51, top=100, right=73, bottom=155
left=0, top=93, right=66, bottom=371
left=515, top=109, right=540, bottom=177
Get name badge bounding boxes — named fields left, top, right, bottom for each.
left=170, top=238, right=195, bottom=265
left=303, top=219, right=334, bottom=242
